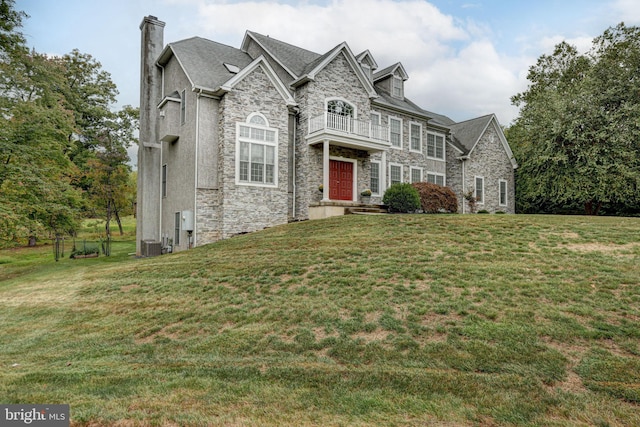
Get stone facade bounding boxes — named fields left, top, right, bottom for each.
left=139, top=20, right=517, bottom=252
left=218, top=65, right=291, bottom=239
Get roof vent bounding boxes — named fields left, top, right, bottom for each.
left=224, top=63, right=240, bottom=74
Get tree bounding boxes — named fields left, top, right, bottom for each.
left=0, top=0, right=27, bottom=58
left=84, top=105, right=138, bottom=236
left=0, top=43, right=82, bottom=245
left=509, top=23, right=640, bottom=215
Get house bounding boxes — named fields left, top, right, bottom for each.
left=136, top=16, right=518, bottom=255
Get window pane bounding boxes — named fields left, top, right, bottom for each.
left=251, top=128, right=265, bottom=141
left=239, top=161, right=249, bottom=181
left=251, top=144, right=264, bottom=162
left=390, top=165, right=402, bottom=184
left=475, top=177, right=483, bottom=203
left=265, top=130, right=275, bottom=142
left=265, top=164, right=274, bottom=184
left=239, top=125, right=250, bottom=138
left=410, top=124, right=420, bottom=150
left=411, top=169, right=421, bottom=183
left=435, top=135, right=444, bottom=159
left=370, top=113, right=380, bottom=125
left=240, top=142, right=250, bottom=161
left=249, top=115, right=266, bottom=125
left=251, top=163, right=264, bottom=182
left=370, top=163, right=379, bottom=194
left=265, top=146, right=275, bottom=164
left=427, top=134, right=435, bottom=157
left=436, top=175, right=444, bottom=186
left=500, top=181, right=507, bottom=205
left=390, top=119, right=401, bottom=147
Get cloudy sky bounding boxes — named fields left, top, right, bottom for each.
left=16, top=0, right=640, bottom=127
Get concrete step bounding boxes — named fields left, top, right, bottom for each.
left=345, top=205, right=388, bottom=215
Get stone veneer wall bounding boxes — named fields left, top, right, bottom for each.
left=294, top=52, right=373, bottom=220
left=195, top=188, right=222, bottom=244
left=445, top=141, right=465, bottom=213
left=463, top=122, right=516, bottom=213
left=217, top=65, right=290, bottom=239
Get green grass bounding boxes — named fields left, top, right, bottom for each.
left=1, top=214, right=639, bottom=426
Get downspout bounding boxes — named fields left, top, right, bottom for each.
left=459, top=155, right=468, bottom=214
left=292, top=108, right=298, bottom=218
left=194, top=88, right=202, bottom=248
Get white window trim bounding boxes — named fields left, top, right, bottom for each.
left=235, top=113, right=278, bottom=188
left=370, top=111, right=381, bottom=125
left=174, top=211, right=181, bottom=246
left=426, top=131, right=445, bottom=161
left=499, top=179, right=508, bottom=206
left=409, top=122, right=423, bottom=153
left=324, top=97, right=357, bottom=118
left=389, top=163, right=404, bottom=187
left=392, top=75, right=403, bottom=98
left=410, top=166, right=423, bottom=183
left=427, top=172, right=446, bottom=186
left=370, top=160, right=382, bottom=196
left=475, top=176, right=485, bottom=205
left=389, top=116, right=403, bottom=150
left=330, top=155, right=358, bottom=202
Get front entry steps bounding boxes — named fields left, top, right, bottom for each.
left=309, top=201, right=388, bottom=220
left=345, top=204, right=388, bottom=215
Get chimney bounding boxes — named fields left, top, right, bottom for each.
left=136, top=16, right=165, bottom=256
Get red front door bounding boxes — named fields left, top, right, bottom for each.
left=329, top=160, right=353, bottom=201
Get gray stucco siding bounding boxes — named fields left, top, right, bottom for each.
left=160, top=57, right=196, bottom=251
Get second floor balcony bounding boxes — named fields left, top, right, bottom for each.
left=307, top=112, right=391, bottom=153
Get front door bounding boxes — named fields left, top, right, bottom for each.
left=329, top=160, right=353, bottom=201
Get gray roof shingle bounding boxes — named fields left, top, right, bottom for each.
left=162, top=37, right=253, bottom=91
left=246, top=31, right=321, bottom=77
left=448, top=114, right=494, bottom=153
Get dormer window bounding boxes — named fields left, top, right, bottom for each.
left=361, top=63, right=372, bottom=81
left=392, top=76, right=403, bottom=98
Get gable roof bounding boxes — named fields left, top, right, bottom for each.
left=158, top=37, right=253, bottom=94
left=290, top=42, right=378, bottom=98
left=449, top=114, right=518, bottom=168
left=356, top=50, right=378, bottom=70
left=241, top=31, right=321, bottom=79
left=373, top=62, right=409, bottom=82
left=218, top=55, right=297, bottom=106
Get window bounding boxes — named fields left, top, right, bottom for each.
left=370, top=161, right=380, bottom=195
left=410, top=167, right=423, bottom=183
left=427, top=132, right=445, bottom=160
left=389, top=164, right=403, bottom=185
left=392, top=76, right=403, bottom=98
left=162, top=164, right=167, bottom=198
left=327, top=99, right=354, bottom=117
left=180, top=89, right=186, bottom=125
left=499, top=180, right=507, bottom=206
left=389, top=117, right=402, bottom=148
left=370, top=112, right=380, bottom=125
left=475, top=176, right=484, bottom=204
left=174, top=212, right=181, bottom=246
left=237, top=113, right=278, bottom=186
left=410, top=122, right=422, bottom=152
left=427, top=173, right=445, bottom=186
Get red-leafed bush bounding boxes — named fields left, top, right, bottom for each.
left=411, top=182, right=458, bottom=213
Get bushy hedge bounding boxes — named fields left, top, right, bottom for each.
left=382, top=183, right=421, bottom=213
left=411, top=182, right=458, bottom=213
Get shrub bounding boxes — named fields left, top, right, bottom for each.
left=411, top=182, right=458, bottom=213
left=478, top=209, right=490, bottom=214
left=382, top=183, right=421, bottom=213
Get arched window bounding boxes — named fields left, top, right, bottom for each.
left=327, top=99, right=354, bottom=117
left=236, top=113, right=278, bottom=186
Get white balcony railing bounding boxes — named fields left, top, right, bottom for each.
left=309, top=112, right=389, bottom=143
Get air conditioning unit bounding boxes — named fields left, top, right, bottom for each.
left=141, top=240, right=162, bottom=257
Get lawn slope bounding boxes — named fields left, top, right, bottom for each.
left=1, top=214, right=639, bottom=426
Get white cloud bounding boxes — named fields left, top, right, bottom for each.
left=613, top=0, right=640, bottom=24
